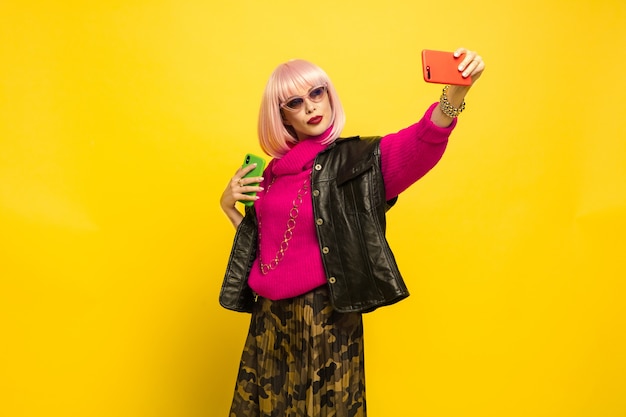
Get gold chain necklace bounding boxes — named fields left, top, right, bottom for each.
left=258, top=171, right=311, bottom=275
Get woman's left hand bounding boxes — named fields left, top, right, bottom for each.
left=454, top=47, right=485, bottom=85
left=430, top=47, right=485, bottom=127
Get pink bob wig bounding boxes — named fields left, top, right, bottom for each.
left=257, top=59, right=346, bottom=159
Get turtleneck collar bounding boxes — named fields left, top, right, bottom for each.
left=271, top=125, right=333, bottom=176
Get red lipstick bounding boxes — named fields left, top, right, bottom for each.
left=308, top=116, right=323, bottom=125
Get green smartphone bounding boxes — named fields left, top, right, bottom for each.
left=239, top=153, right=266, bottom=206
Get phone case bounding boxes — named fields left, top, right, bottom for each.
left=421, top=49, right=472, bottom=86
left=239, top=153, right=266, bottom=206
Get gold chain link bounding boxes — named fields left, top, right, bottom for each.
left=258, top=172, right=311, bottom=275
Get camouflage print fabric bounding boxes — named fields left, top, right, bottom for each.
left=229, top=286, right=366, bottom=417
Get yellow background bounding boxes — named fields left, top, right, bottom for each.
left=1, top=0, right=625, bottom=416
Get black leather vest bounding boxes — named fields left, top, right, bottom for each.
left=219, top=136, right=409, bottom=313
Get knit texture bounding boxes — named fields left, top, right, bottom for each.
left=380, top=102, right=455, bottom=199
left=248, top=102, right=455, bottom=300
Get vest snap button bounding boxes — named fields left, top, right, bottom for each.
left=322, top=247, right=329, bottom=254
left=314, top=164, right=322, bottom=171
left=312, top=189, right=320, bottom=197
left=316, top=218, right=323, bottom=225
left=328, top=277, right=336, bottom=284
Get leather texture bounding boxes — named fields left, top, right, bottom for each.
left=219, top=136, right=409, bottom=313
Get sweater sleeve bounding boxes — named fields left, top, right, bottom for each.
left=380, top=102, right=456, bottom=200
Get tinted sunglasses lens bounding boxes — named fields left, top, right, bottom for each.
left=285, top=97, right=304, bottom=110
left=309, top=86, right=326, bottom=101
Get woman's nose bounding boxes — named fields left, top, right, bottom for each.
left=304, top=99, right=316, bottom=113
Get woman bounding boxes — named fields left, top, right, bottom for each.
left=220, top=48, right=485, bottom=416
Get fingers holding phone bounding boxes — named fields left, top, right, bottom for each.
left=422, top=48, right=485, bottom=86
left=453, top=48, right=485, bottom=84
left=237, top=153, right=266, bottom=207
left=220, top=155, right=266, bottom=215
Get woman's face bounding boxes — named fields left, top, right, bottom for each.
left=280, top=84, right=333, bottom=140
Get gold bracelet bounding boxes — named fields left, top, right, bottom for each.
left=439, top=85, right=465, bottom=118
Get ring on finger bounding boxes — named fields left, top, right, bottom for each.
left=238, top=179, right=244, bottom=187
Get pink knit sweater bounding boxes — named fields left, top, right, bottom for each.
left=248, top=102, right=456, bottom=300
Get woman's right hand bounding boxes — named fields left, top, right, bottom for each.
left=220, top=164, right=264, bottom=228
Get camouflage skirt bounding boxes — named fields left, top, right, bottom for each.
left=229, top=286, right=366, bottom=417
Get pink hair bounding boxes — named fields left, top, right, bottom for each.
left=257, top=59, right=346, bottom=159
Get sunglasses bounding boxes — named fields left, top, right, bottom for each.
left=280, top=84, right=328, bottom=112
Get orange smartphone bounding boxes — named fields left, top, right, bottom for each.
left=421, top=49, right=472, bottom=86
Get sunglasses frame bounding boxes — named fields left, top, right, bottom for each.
left=280, top=84, right=328, bottom=112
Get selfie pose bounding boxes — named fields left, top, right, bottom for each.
left=219, top=48, right=485, bottom=416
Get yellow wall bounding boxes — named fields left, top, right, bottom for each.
left=1, top=1, right=625, bottom=416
